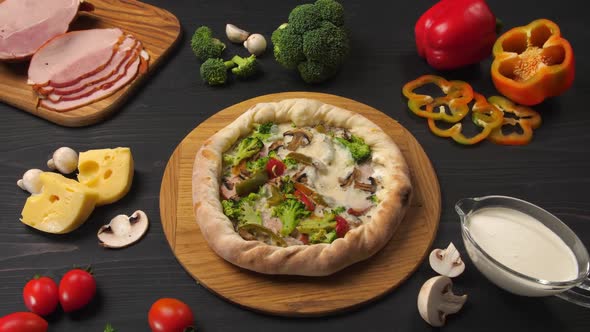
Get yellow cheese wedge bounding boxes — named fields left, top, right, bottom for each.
left=77, top=147, right=134, bottom=206
left=21, top=172, right=98, bottom=234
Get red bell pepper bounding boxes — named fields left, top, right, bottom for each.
left=415, top=0, right=498, bottom=70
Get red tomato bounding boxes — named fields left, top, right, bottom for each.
left=294, top=190, right=315, bottom=211
left=0, top=312, right=48, bottom=332
left=265, top=158, right=285, bottom=178
left=23, top=276, right=59, bottom=316
left=148, top=298, right=194, bottom=332
left=58, top=269, right=96, bottom=312
left=335, top=216, right=350, bottom=238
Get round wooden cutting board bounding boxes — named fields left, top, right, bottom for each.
left=159, top=92, right=441, bottom=317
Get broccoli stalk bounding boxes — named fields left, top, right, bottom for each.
left=200, top=58, right=236, bottom=86
left=273, top=198, right=311, bottom=236
left=272, top=0, right=349, bottom=83
left=191, top=26, right=226, bottom=61
left=231, top=55, right=259, bottom=79
left=297, top=213, right=338, bottom=244
left=223, top=136, right=264, bottom=166
left=335, top=134, right=371, bottom=163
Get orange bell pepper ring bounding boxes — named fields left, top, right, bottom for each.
left=402, top=75, right=473, bottom=122
left=486, top=96, right=542, bottom=145
left=491, top=19, right=575, bottom=106
left=427, top=93, right=504, bottom=145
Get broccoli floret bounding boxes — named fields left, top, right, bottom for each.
left=315, top=0, right=344, bottom=26
left=256, top=122, right=273, bottom=135
left=335, top=135, right=371, bottom=163
left=223, top=136, right=264, bottom=166
left=368, top=195, right=380, bottom=204
left=272, top=0, right=349, bottom=83
left=246, top=156, right=270, bottom=173
left=251, top=122, right=274, bottom=141
left=221, top=199, right=241, bottom=220
left=296, top=213, right=336, bottom=234
left=238, top=195, right=262, bottom=226
left=309, top=229, right=337, bottom=244
left=200, top=58, right=235, bottom=86
left=297, top=61, right=338, bottom=84
left=280, top=177, right=295, bottom=195
left=331, top=206, right=346, bottom=215
left=191, top=26, right=226, bottom=61
left=273, top=198, right=310, bottom=236
left=303, top=21, right=349, bottom=69
left=288, top=4, right=322, bottom=33
left=272, top=24, right=305, bottom=70
left=231, top=55, right=259, bottom=79
left=283, top=157, right=298, bottom=169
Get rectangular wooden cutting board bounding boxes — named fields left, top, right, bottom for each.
left=0, top=0, right=181, bottom=127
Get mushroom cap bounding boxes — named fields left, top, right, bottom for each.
left=417, top=276, right=467, bottom=327
left=49, top=147, right=78, bottom=174
left=19, top=169, right=44, bottom=194
left=226, top=23, right=250, bottom=43
left=429, top=242, right=465, bottom=278
left=98, top=210, right=149, bottom=248
left=243, top=33, right=267, bottom=56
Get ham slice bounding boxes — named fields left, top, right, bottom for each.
left=39, top=55, right=141, bottom=112
left=37, top=36, right=139, bottom=96
left=0, top=0, right=81, bottom=61
left=28, top=28, right=125, bottom=88
left=46, top=42, right=142, bottom=102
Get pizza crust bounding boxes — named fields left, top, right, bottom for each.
left=192, top=99, right=412, bottom=276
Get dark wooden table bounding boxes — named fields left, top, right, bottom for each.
left=1, top=0, right=589, bottom=330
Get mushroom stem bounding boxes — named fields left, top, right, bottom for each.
left=439, top=291, right=468, bottom=314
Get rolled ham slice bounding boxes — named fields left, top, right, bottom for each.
left=37, top=36, right=139, bottom=96
left=0, top=0, right=81, bottom=61
left=40, top=55, right=142, bottom=112
left=46, top=41, right=143, bottom=102
left=28, top=28, right=125, bottom=88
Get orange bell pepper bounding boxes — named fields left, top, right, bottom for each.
left=491, top=19, right=575, bottom=106
left=486, top=96, right=542, bottom=145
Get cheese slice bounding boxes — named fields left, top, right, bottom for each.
left=21, top=172, right=98, bottom=234
left=77, top=147, right=134, bottom=206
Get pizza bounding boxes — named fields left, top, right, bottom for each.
left=192, top=99, right=412, bottom=276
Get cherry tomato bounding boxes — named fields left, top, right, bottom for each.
left=0, top=312, right=48, bottom=332
left=335, top=216, right=350, bottom=238
left=265, top=158, right=285, bottom=178
left=23, top=275, right=59, bottom=316
left=148, top=298, right=194, bottom=332
left=58, top=268, right=96, bottom=312
left=294, top=190, right=315, bottom=211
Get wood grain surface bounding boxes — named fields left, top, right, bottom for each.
left=1, top=0, right=590, bottom=330
left=159, top=92, right=441, bottom=316
left=0, top=0, right=180, bottom=127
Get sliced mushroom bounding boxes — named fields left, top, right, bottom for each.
left=354, top=177, right=377, bottom=193
left=338, top=168, right=358, bottom=187
left=429, top=242, right=465, bottom=278
left=417, top=276, right=467, bottom=327
left=97, top=210, right=149, bottom=248
left=284, top=129, right=313, bottom=151
left=268, top=140, right=284, bottom=152
left=293, top=168, right=308, bottom=183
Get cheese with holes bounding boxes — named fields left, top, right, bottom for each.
left=20, top=172, right=98, bottom=234
left=77, top=147, right=134, bottom=205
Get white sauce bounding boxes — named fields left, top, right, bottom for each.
left=468, top=207, right=578, bottom=282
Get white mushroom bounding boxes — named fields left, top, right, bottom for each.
left=17, top=169, right=43, bottom=194
left=47, top=147, right=78, bottom=174
left=429, top=242, right=465, bottom=277
left=226, top=24, right=250, bottom=43
left=417, top=276, right=467, bottom=327
left=98, top=210, right=149, bottom=248
left=243, top=33, right=267, bottom=56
